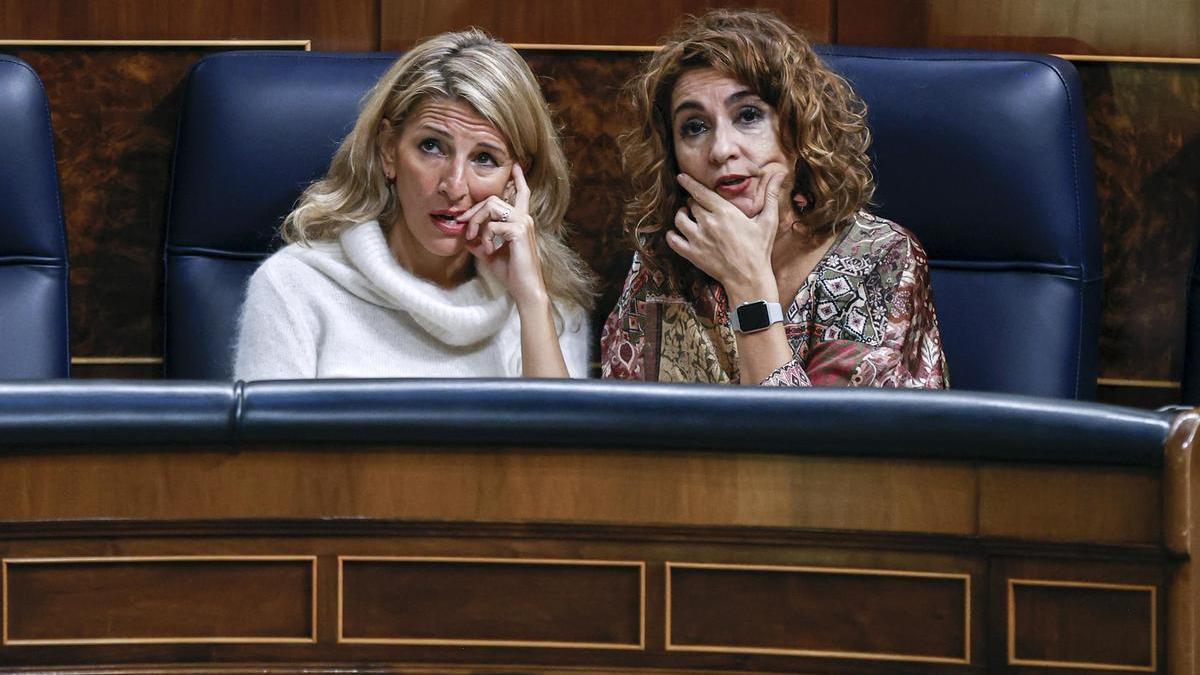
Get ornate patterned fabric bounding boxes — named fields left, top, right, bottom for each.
left=600, top=212, right=949, bottom=388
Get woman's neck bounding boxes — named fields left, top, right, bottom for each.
left=386, top=215, right=473, bottom=289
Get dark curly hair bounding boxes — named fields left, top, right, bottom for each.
left=619, top=9, right=875, bottom=294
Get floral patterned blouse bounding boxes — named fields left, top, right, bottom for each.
left=600, top=212, right=949, bottom=387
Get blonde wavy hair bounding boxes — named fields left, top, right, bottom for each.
left=283, top=29, right=594, bottom=310
left=620, top=9, right=875, bottom=293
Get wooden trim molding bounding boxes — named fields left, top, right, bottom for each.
left=665, top=561, right=971, bottom=665
left=1007, top=578, right=1157, bottom=671
left=337, top=556, right=646, bottom=650
left=2, top=556, right=318, bottom=646
left=1098, top=377, right=1182, bottom=390
left=0, top=39, right=311, bottom=50
left=71, top=356, right=164, bottom=366
left=1056, top=54, right=1200, bottom=65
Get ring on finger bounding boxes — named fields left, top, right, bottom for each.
left=499, top=209, right=511, bottom=222
left=491, top=232, right=506, bottom=250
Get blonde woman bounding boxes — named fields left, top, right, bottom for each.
left=234, top=29, right=594, bottom=380
left=602, top=9, right=947, bottom=387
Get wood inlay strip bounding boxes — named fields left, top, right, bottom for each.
left=0, top=39, right=311, bottom=50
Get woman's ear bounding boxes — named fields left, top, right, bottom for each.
left=791, top=159, right=814, bottom=213
left=377, top=119, right=396, bottom=180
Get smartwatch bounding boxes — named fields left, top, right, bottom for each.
left=728, top=300, right=783, bottom=333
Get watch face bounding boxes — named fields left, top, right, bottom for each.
left=736, top=302, right=771, bottom=331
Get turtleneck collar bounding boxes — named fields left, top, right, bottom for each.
left=292, top=221, right=513, bottom=346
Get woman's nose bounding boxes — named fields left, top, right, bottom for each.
left=709, top=123, right=738, bottom=165
left=438, top=161, right=469, bottom=203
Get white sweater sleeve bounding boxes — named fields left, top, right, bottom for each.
left=233, top=260, right=318, bottom=381
left=557, top=301, right=592, bottom=379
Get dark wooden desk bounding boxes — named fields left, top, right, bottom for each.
left=0, top=407, right=1195, bottom=673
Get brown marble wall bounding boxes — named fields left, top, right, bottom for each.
left=1080, top=62, right=1200, bottom=384
left=522, top=50, right=643, bottom=338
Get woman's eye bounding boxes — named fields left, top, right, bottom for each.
left=473, top=152, right=498, bottom=167
left=679, top=119, right=707, bottom=138
left=736, top=106, right=764, bottom=124
left=418, top=138, right=443, bottom=154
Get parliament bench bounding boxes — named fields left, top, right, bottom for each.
left=0, top=380, right=1193, bottom=673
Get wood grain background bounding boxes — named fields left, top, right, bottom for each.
left=0, top=0, right=1195, bottom=405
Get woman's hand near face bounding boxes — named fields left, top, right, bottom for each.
left=460, top=163, right=548, bottom=307
left=666, top=169, right=786, bottom=304
left=460, top=163, right=568, bottom=378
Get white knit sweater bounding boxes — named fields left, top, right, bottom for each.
left=233, top=220, right=589, bottom=380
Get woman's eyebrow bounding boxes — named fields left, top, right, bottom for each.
left=475, top=141, right=508, bottom=155
left=726, top=90, right=756, bottom=105
left=672, top=99, right=704, bottom=118
left=417, top=122, right=451, bottom=137
left=673, top=89, right=758, bottom=118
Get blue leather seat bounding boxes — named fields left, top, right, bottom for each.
left=0, top=55, right=69, bottom=378
left=165, top=49, right=1101, bottom=399
left=164, top=52, right=397, bottom=379
left=817, top=47, right=1101, bottom=400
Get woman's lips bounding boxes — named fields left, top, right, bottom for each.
left=430, top=212, right=466, bottom=236
left=715, top=175, right=751, bottom=197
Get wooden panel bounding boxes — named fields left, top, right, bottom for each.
left=2, top=556, right=316, bottom=644
left=979, top=464, right=1161, bottom=544
left=0, top=522, right=1168, bottom=671
left=666, top=562, right=970, bottom=664
left=0, top=0, right=377, bottom=50
left=836, top=0, right=1200, bottom=57
left=339, top=557, right=643, bottom=648
left=381, top=0, right=833, bottom=50
left=1009, top=579, right=1156, bottom=670
left=0, top=448, right=978, bottom=535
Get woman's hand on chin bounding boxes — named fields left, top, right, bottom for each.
left=461, top=163, right=550, bottom=310
left=666, top=169, right=787, bottom=302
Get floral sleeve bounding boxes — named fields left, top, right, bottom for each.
left=761, top=230, right=948, bottom=388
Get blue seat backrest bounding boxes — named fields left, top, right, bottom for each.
left=164, top=52, right=397, bottom=379
left=166, top=49, right=1102, bottom=399
left=816, top=46, right=1102, bottom=399
left=0, top=55, right=69, bottom=378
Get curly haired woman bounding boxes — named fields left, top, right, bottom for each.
left=601, top=9, right=948, bottom=387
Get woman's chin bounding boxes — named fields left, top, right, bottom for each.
left=729, top=198, right=760, bottom=219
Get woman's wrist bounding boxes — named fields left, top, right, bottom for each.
left=513, top=287, right=552, bottom=316
left=723, top=272, right=779, bottom=306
